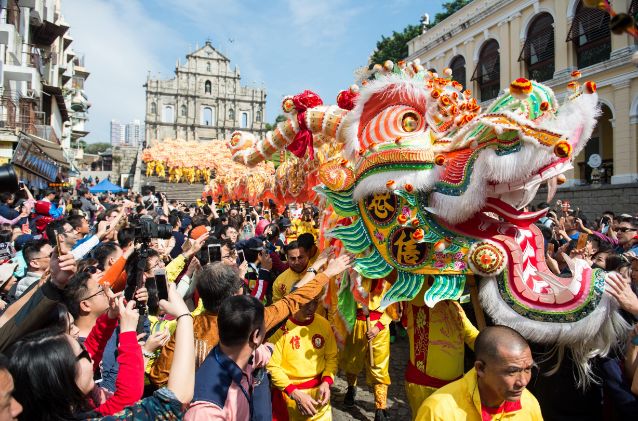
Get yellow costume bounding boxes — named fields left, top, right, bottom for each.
left=267, top=314, right=338, bottom=421
left=404, top=279, right=479, bottom=418
left=272, top=254, right=318, bottom=303
left=146, top=161, right=155, bottom=177
left=174, top=168, right=182, bottom=183
left=188, top=168, right=195, bottom=184
left=340, top=278, right=392, bottom=410
left=416, top=368, right=543, bottom=421
left=294, top=218, right=319, bottom=240
left=156, top=162, right=165, bottom=179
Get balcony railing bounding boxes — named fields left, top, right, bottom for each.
left=3, top=44, right=43, bottom=70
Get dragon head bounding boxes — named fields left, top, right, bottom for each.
left=229, top=63, right=625, bottom=383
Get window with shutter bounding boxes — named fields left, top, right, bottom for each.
left=566, top=1, right=611, bottom=68
left=519, top=13, right=555, bottom=82
left=471, top=40, right=500, bottom=101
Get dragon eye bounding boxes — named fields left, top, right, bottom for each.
left=401, top=112, right=420, bottom=132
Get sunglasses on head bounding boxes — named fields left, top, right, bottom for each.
left=618, top=227, right=636, bottom=233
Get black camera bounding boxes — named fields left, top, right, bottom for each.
left=0, top=165, right=19, bottom=193
left=132, top=218, right=172, bottom=242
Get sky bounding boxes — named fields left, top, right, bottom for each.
left=63, top=0, right=444, bottom=143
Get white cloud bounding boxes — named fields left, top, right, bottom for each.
left=63, top=0, right=185, bottom=142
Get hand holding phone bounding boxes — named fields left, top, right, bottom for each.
left=237, top=249, right=245, bottom=264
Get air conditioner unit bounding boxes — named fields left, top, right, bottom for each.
left=23, top=89, right=37, bottom=99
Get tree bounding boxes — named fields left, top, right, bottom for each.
left=83, top=142, right=110, bottom=154
left=369, top=0, right=474, bottom=67
left=434, top=0, right=474, bottom=23
left=369, top=25, right=422, bottom=67
left=265, top=114, right=288, bottom=131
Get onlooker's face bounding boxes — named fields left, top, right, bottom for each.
left=0, top=369, right=22, bottom=420
left=221, top=245, right=237, bottom=267
left=61, top=223, right=78, bottom=247
left=30, top=244, right=53, bottom=272
left=592, top=252, right=608, bottom=269
left=223, top=227, right=238, bottom=243
left=69, top=335, right=95, bottom=395
left=476, top=345, right=534, bottom=404
left=82, top=277, right=108, bottom=316
left=287, top=247, right=310, bottom=273
left=293, top=298, right=319, bottom=322
left=77, top=218, right=90, bottom=235
left=617, top=222, right=637, bottom=246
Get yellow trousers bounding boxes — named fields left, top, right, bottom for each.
left=405, top=382, right=437, bottom=420
left=281, top=386, right=332, bottom=421
left=341, top=319, right=391, bottom=386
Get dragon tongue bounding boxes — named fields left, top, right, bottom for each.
left=547, top=176, right=558, bottom=203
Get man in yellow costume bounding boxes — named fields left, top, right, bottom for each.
left=155, top=161, right=165, bottom=179
left=146, top=160, right=155, bottom=177
left=272, top=233, right=318, bottom=303
left=174, top=166, right=182, bottom=183
left=404, top=277, right=479, bottom=419
left=341, top=277, right=393, bottom=421
left=268, top=297, right=338, bottom=420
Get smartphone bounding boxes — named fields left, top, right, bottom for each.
left=154, top=269, right=168, bottom=301
left=248, top=206, right=254, bottom=213
left=208, top=243, right=222, bottom=263
left=18, top=181, right=25, bottom=189
left=54, top=228, right=62, bottom=255
left=237, top=249, right=245, bottom=264
left=576, top=232, right=589, bottom=250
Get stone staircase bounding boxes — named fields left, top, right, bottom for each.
left=140, top=176, right=205, bottom=204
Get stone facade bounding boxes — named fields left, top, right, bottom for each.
left=111, top=146, right=139, bottom=189
left=406, top=0, right=638, bottom=187
left=144, top=41, right=267, bottom=144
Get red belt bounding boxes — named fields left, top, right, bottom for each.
left=356, top=309, right=382, bottom=321
left=405, top=361, right=460, bottom=389
left=292, top=376, right=321, bottom=390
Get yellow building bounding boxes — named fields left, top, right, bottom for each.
left=407, top=0, right=638, bottom=186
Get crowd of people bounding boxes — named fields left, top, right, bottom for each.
left=0, top=184, right=636, bottom=420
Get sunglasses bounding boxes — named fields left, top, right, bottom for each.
left=83, top=266, right=98, bottom=274
left=618, top=227, right=637, bottom=233
left=76, top=347, right=92, bottom=363
left=81, top=286, right=105, bottom=301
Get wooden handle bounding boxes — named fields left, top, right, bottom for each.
left=467, top=275, right=486, bottom=331
left=366, top=316, right=375, bottom=367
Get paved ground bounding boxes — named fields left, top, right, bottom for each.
left=332, top=331, right=412, bottom=420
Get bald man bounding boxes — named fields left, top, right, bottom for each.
left=416, top=326, right=543, bottom=420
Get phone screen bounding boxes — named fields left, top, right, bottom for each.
left=237, top=249, right=245, bottom=264
left=154, top=269, right=168, bottom=301
left=208, top=244, right=222, bottom=263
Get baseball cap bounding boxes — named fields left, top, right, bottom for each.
left=244, top=237, right=265, bottom=251
left=279, top=217, right=292, bottom=228
left=0, top=262, right=17, bottom=287
left=190, top=225, right=209, bottom=240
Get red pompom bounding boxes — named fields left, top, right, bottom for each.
left=292, top=90, right=323, bottom=112
left=337, top=89, right=359, bottom=110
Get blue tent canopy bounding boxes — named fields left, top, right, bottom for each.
left=89, top=179, right=127, bottom=193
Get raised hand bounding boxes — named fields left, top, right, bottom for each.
left=323, top=253, right=354, bottom=278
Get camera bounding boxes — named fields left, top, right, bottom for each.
left=0, top=164, right=19, bottom=193
left=131, top=218, right=172, bottom=242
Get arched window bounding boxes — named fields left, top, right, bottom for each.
left=202, top=107, right=214, bottom=126
left=449, top=55, right=466, bottom=89
left=162, top=105, right=174, bottom=123
left=150, top=102, right=157, bottom=114
left=567, top=1, right=611, bottom=68
left=520, top=13, right=555, bottom=82
left=228, top=108, right=235, bottom=121
left=255, top=110, right=262, bottom=122
left=204, top=80, right=212, bottom=94
left=206, top=61, right=211, bottom=72
left=241, top=112, right=248, bottom=128
left=180, top=104, right=187, bottom=117
left=471, top=40, right=500, bottom=101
